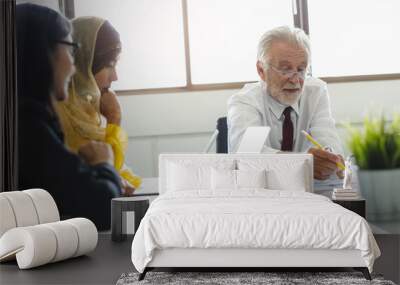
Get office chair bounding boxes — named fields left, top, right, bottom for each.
left=216, top=117, right=228, bottom=153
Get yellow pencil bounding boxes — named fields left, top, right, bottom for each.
left=301, top=130, right=345, bottom=171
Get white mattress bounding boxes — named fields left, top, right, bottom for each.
left=131, top=190, right=380, bottom=273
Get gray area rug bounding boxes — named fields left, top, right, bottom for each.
left=117, top=272, right=396, bottom=285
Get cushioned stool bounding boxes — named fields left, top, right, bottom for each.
left=0, top=189, right=98, bottom=269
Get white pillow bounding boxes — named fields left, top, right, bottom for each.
left=166, top=159, right=235, bottom=192
left=211, top=169, right=267, bottom=190
left=236, top=169, right=267, bottom=189
left=167, top=163, right=211, bottom=191
left=237, top=159, right=308, bottom=191
left=211, top=168, right=236, bottom=190
left=266, top=165, right=307, bottom=191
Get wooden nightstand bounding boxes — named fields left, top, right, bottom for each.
left=332, top=199, right=366, bottom=218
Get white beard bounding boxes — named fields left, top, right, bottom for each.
left=278, top=89, right=302, bottom=106
left=267, top=83, right=303, bottom=106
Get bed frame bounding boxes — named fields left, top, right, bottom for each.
left=137, top=154, right=372, bottom=281
left=139, top=248, right=370, bottom=280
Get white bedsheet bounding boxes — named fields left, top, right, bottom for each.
left=131, top=190, right=380, bottom=273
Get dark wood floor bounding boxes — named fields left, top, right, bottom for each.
left=0, top=234, right=134, bottom=285
left=0, top=234, right=398, bottom=285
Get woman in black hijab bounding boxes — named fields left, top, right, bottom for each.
left=17, top=3, right=122, bottom=230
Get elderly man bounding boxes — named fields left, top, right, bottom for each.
left=228, top=26, right=343, bottom=181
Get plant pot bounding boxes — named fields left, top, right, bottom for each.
left=357, top=168, right=400, bottom=221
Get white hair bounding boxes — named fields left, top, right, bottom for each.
left=257, top=26, right=311, bottom=66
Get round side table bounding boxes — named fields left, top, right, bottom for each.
left=111, top=196, right=149, bottom=242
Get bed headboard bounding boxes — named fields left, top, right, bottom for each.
left=158, top=153, right=313, bottom=195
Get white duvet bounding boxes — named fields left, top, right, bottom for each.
left=131, top=190, right=380, bottom=273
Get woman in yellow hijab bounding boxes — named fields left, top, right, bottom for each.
left=55, top=17, right=141, bottom=195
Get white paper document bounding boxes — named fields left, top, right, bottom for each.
left=236, top=126, right=270, bottom=153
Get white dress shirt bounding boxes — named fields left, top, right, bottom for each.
left=227, top=77, right=343, bottom=156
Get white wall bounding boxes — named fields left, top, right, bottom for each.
left=119, top=79, right=400, bottom=178
left=16, top=0, right=400, bottom=178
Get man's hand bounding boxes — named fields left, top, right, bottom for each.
left=78, top=141, right=114, bottom=166
left=100, top=90, right=122, bottom=125
left=308, top=147, right=343, bottom=180
left=336, top=155, right=345, bottom=179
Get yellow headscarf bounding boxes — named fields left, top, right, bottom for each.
left=55, top=17, right=141, bottom=188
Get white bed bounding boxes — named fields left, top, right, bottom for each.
left=131, top=154, right=380, bottom=280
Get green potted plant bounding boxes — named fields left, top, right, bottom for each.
left=347, top=115, right=400, bottom=221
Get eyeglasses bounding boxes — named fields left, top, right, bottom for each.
left=57, top=40, right=80, bottom=56
left=269, top=64, right=309, bottom=80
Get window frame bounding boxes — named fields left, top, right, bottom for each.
left=62, top=0, right=400, bottom=95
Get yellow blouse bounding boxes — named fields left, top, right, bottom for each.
left=105, top=124, right=141, bottom=188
